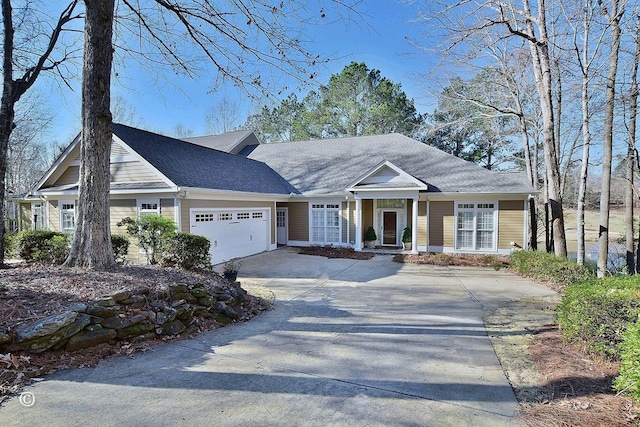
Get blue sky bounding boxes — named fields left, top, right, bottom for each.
left=40, top=1, right=438, bottom=143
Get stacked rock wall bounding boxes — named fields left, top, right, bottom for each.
left=0, top=282, right=247, bottom=354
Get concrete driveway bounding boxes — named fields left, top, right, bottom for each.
left=3, top=248, right=555, bottom=426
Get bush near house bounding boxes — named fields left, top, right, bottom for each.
left=111, top=235, right=130, bottom=264
left=558, top=276, right=640, bottom=360
left=511, top=250, right=640, bottom=405
left=118, top=214, right=176, bottom=264
left=161, top=232, right=212, bottom=270
left=3, top=231, right=17, bottom=259
left=509, top=250, right=593, bottom=288
left=16, top=230, right=70, bottom=264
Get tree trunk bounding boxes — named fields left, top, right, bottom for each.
left=554, top=57, right=562, bottom=161
left=626, top=140, right=635, bottom=274
left=625, top=15, right=640, bottom=274
left=1, top=1, right=79, bottom=265
left=597, top=0, right=623, bottom=278
left=576, top=1, right=592, bottom=266
left=523, top=0, right=567, bottom=257
left=0, top=0, right=16, bottom=266
left=64, top=0, right=116, bottom=270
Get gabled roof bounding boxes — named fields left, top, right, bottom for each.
left=182, top=130, right=259, bottom=155
left=347, top=160, right=429, bottom=192
left=113, top=124, right=297, bottom=195
left=248, top=133, right=533, bottom=196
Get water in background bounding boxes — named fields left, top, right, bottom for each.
left=567, top=242, right=628, bottom=273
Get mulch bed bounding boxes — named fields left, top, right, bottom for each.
left=519, top=324, right=638, bottom=426
left=296, top=246, right=375, bottom=260
left=393, top=252, right=510, bottom=267
left=0, top=263, right=270, bottom=402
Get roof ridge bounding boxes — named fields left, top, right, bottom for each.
left=260, top=132, right=405, bottom=146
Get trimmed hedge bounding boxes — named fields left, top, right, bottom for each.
left=16, top=230, right=70, bottom=265
left=509, top=250, right=593, bottom=288
left=558, top=276, right=640, bottom=360
left=614, top=321, right=640, bottom=403
left=161, top=232, right=212, bottom=270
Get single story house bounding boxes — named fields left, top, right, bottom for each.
left=20, top=123, right=534, bottom=264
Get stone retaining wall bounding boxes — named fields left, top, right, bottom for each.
left=0, top=281, right=247, bottom=353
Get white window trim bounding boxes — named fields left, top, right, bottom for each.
left=32, top=201, right=45, bottom=230
left=454, top=201, right=498, bottom=252
left=373, top=199, right=407, bottom=247
left=137, top=198, right=160, bottom=216
left=59, top=199, right=76, bottom=234
left=136, top=198, right=161, bottom=253
left=308, top=201, right=343, bottom=245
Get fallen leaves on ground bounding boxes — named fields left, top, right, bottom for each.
left=0, top=263, right=271, bottom=401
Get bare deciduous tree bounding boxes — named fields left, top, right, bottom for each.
left=569, top=0, right=607, bottom=265
left=172, top=123, right=194, bottom=138
left=6, top=92, right=57, bottom=195
left=205, top=96, right=241, bottom=134
left=0, top=0, right=81, bottom=265
left=421, top=0, right=568, bottom=256
left=597, top=0, right=625, bottom=277
left=624, top=14, right=640, bottom=274
left=112, top=94, right=143, bottom=126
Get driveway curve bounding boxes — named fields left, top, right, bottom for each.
left=3, top=248, right=555, bottom=426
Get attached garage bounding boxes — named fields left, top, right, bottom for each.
left=190, top=208, right=270, bottom=264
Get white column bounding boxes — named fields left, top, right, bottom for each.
left=346, top=200, right=350, bottom=247
left=411, top=197, right=419, bottom=254
left=355, top=197, right=362, bottom=251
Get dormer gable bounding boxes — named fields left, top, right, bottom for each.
left=346, top=160, right=428, bottom=192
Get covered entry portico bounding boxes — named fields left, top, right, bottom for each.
left=347, top=160, right=427, bottom=254
left=352, top=193, right=419, bottom=253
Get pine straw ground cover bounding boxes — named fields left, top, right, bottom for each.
left=394, top=252, right=510, bottom=268
left=486, top=297, right=638, bottom=426
left=297, top=246, right=375, bottom=260
left=0, top=263, right=270, bottom=403
left=521, top=326, right=638, bottom=426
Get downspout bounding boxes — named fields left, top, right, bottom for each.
left=174, top=194, right=181, bottom=232
left=175, top=187, right=185, bottom=232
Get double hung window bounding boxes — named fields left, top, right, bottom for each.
left=456, top=202, right=496, bottom=251
left=60, top=201, right=76, bottom=234
left=311, top=203, right=341, bottom=244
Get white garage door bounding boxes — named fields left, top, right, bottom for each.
left=190, top=209, right=270, bottom=264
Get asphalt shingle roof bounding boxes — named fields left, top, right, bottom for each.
left=248, top=133, right=534, bottom=195
left=112, top=124, right=297, bottom=195
left=182, top=130, right=254, bottom=152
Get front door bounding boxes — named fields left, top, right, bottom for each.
left=276, top=208, right=288, bottom=245
left=382, top=211, right=397, bottom=245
